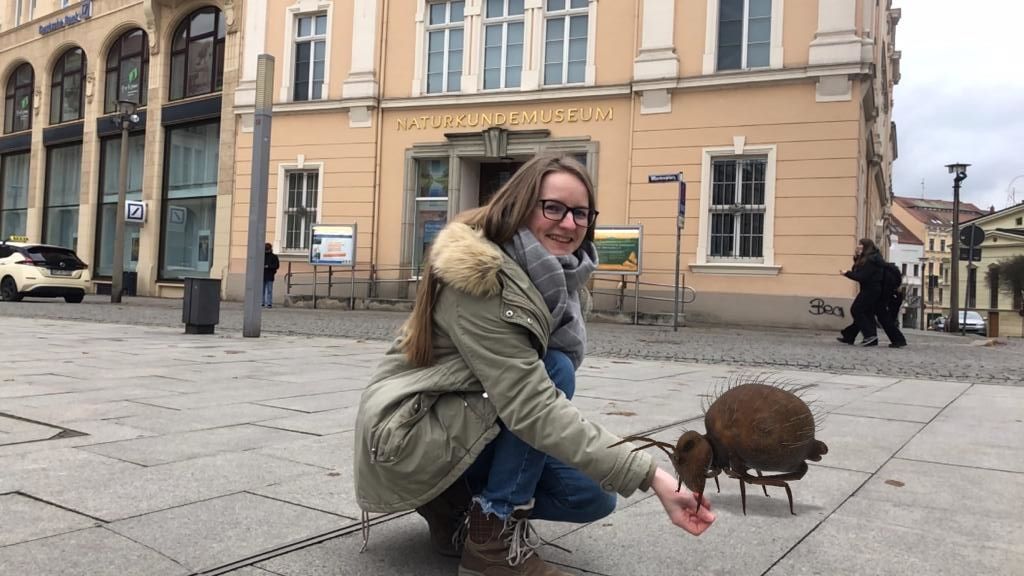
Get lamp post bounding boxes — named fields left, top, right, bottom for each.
left=919, top=256, right=928, bottom=330
left=944, top=162, right=970, bottom=333
left=110, top=99, right=141, bottom=303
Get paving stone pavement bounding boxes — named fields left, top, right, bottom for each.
left=0, top=295, right=1021, bottom=384
left=0, top=316, right=1022, bottom=575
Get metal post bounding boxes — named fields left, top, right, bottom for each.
left=948, top=171, right=965, bottom=333
left=313, top=266, right=318, bottom=309
left=243, top=55, right=275, bottom=338
left=673, top=174, right=686, bottom=332
left=350, top=268, right=356, bottom=310
left=110, top=105, right=131, bottom=303
left=633, top=276, right=639, bottom=325
left=920, top=259, right=927, bottom=330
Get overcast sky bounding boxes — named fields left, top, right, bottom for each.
left=891, top=0, right=1024, bottom=212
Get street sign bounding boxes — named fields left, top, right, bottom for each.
left=125, top=200, right=146, bottom=223
left=959, top=224, right=985, bottom=248
left=648, top=173, right=681, bottom=183
left=958, top=246, right=982, bottom=262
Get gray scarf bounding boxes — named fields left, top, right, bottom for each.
left=504, top=228, right=597, bottom=369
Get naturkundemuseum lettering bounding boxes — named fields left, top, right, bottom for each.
left=396, top=107, right=614, bottom=131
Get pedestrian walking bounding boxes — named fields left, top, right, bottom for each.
left=353, top=154, right=715, bottom=576
left=877, top=261, right=908, bottom=348
left=838, top=238, right=884, bottom=346
left=263, top=243, right=279, bottom=308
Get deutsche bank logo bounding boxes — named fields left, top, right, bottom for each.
left=125, top=200, right=147, bottom=223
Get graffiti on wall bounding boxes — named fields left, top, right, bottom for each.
left=808, top=298, right=845, bottom=318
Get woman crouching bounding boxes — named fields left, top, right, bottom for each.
left=354, top=154, right=715, bottom=576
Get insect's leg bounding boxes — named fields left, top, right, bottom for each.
left=738, top=478, right=747, bottom=515
left=713, top=475, right=720, bottom=493
left=756, top=470, right=770, bottom=498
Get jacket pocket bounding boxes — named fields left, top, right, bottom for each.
left=369, top=392, right=439, bottom=464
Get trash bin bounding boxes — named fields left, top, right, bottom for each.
left=182, top=277, right=221, bottom=334
left=123, top=271, right=138, bottom=297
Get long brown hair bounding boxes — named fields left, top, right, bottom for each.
left=401, top=153, right=598, bottom=367
left=855, top=238, right=879, bottom=268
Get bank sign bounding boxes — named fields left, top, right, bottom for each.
left=39, top=0, right=93, bottom=35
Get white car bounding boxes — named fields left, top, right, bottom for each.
left=0, top=241, right=90, bottom=303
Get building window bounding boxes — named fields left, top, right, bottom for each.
left=283, top=170, right=319, bottom=250
left=105, top=29, right=149, bottom=113
left=913, top=263, right=919, bottom=277
left=717, top=0, right=771, bottom=71
left=169, top=7, right=226, bottom=101
left=940, top=238, right=946, bottom=252
left=43, top=144, right=82, bottom=250
left=929, top=238, right=934, bottom=251
left=50, top=47, right=86, bottom=125
left=4, top=63, right=34, bottom=134
left=1016, top=216, right=1022, bottom=226
left=939, top=287, right=943, bottom=304
left=928, top=261, right=934, bottom=276
left=708, top=157, right=767, bottom=261
left=1, top=152, right=30, bottom=240
left=412, top=158, right=450, bottom=270
left=293, top=13, right=327, bottom=101
left=161, top=122, right=220, bottom=279
left=901, top=263, right=907, bottom=276
left=425, top=1, right=464, bottom=94
left=483, top=0, right=525, bottom=90
left=95, top=134, right=145, bottom=277
left=543, top=0, right=588, bottom=86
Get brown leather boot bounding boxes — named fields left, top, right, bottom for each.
left=415, top=479, right=471, bottom=557
left=458, top=501, right=573, bottom=576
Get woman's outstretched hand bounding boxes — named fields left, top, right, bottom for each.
left=650, top=467, right=716, bottom=536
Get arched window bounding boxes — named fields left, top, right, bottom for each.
left=3, top=63, right=34, bottom=134
left=105, top=29, right=150, bottom=113
left=50, top=47, right=87, bottom=124
left=169, top=7, right=226, bottom=101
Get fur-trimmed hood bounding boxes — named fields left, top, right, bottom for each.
left=430, top=222, right=504, bottom=298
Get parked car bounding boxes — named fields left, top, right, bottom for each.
left=0, top=241, right=89, bottom=303
left=930, top=311, right=987, bottom=336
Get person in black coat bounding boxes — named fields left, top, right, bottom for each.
left=838, top=238, right=883, bottom=346
left=263, top=243, right=280, bottom=308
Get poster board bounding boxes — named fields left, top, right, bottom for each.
left=309, top=224, right=356, bottom=267
left=593, top=225, right=642, bottom=275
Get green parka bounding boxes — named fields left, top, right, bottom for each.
left=353, top=222, right=656, bottom=513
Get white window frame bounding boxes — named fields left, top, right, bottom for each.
left=292, top=12, right=329, bottom=101
left=702, top=0, right=784, bottom=75
left=542, top=0, right=589, bottom=86
left=280, top=0, right=333, bottom=103
left=481, top=0, right=525, bottom=91
left=424, top=0, right=465, bottom=94
left=693, top=143, right=779, bottom=275
left=276, top=160, right=325, bottom=254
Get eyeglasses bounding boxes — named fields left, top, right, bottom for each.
left=537, top=199, right=599, bottom=228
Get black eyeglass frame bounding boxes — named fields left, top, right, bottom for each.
left=537, top=199, right=599, bottom=228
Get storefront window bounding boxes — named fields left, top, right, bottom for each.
left=50, top=47, right=87, bottom=125
left=96, top=134, right=145, bottom=277
left=43, top=144, right=82, bottom=249
left=413, top=158, right=450, bottom=270
left=162, top=122, right=219, bottom=279
left=105, top=29, right=149, bottom=113
left=4, top=63, right=34, bottom=134
left=0, top=152, right=30, bottom=240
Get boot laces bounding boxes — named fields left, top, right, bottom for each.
left=503, top=515, right=571, bottom=567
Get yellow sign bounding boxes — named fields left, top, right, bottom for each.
left=6, top=235, right=29, bottom=242
left=594, top=226, right=642, bottom=275
left=396, top=106, right=614, bottom=131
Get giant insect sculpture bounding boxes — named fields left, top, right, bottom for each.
left=611, top=377, right=828, bottom=515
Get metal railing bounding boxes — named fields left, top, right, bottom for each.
left=590, top=274, right=696, bottom=325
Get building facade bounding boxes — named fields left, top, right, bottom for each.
left=0, top=0, right=242, bottom=299
left=225, top=0, right=902, bottom=329
left=892, top=196, right=988, bottom=327
left=957, top=202, right=1024, bottom=338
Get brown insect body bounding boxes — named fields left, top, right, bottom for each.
left=613, top=380, right=828, bottom=516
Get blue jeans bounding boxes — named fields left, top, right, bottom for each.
left=462, top=349, right=617, bottom=523
left=262, top=280, right=274, bottom=307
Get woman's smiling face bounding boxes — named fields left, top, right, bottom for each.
left=527, top=171, right=591, bottom=256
